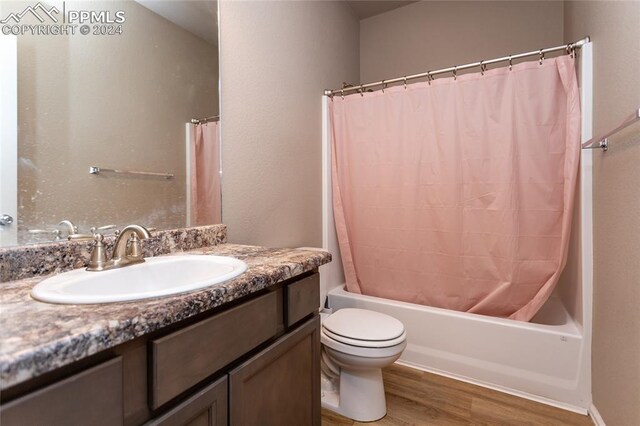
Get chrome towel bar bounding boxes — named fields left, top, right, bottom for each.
left=89, top=166, right=174, bottom=179
left=582, top=107, right=640, bottom=152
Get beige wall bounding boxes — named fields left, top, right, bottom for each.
left=565, top=2, right=640, bottom=424
left=359, top=1, right=564, bottom=83
left=15, top=1, right=218, bottom=242
left=219, top=0, right=359, bottom=247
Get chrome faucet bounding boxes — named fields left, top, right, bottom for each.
left=69, top=224, right=152, bottom=272
left=29, top=219, right=78, bottom=240
left=57, top=220, right=78, bottom=235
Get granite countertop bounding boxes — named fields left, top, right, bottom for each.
left=0, top=244, right=331, bottom=391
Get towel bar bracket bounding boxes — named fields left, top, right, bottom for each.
left=582, top=139, right=609, bottom=152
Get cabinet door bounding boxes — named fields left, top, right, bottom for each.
left=146, top=376, right=227, bottom=426
left=229, top=316, right=320, bottom=426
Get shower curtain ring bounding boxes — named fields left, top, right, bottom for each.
left=539, top=49, right=545, bottom=65
left=480, top=61, right=486, bottom=75
left=359, top=87, right=364, bottom=97
left=341, top=88, right=344, bottom=100
left=508, top=56, right=513, bottom=71
left=403, top=76, right=407, bottom=89
left=453, top=66, right=457, bottom=80
left=427, top=71, right=432, bottom=85
left=567, top=43, right=575, bottom=58
left=381, top=80, right=385, bottom=93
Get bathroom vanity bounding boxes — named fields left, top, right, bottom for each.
left=0, top=226, right=331, bottom=426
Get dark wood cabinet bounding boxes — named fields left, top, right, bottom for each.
left=229, top=316, right=321, bottom=426
left=0, top=272, right=321, bottom=426
left=145, top=376, right=227, bottom=426
left=0, top=357, right=123, bottom=426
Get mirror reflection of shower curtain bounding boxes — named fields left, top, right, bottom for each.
left=190, top=122, right=222, bottom=225
left=330, top=55, right=581, bottom=322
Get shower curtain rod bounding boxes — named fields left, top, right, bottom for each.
left=324, top=36, right=590, bottom=97
left=191, top=115, right=219, bottom=125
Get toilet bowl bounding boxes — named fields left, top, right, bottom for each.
left=320, top=308, right=407, bottom=422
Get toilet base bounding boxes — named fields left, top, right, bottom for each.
left=321, top=367, right=387, bottom=422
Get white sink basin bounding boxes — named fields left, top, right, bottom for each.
left=31, top=255, right=248, bottom=304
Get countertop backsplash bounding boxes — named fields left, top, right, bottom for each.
left=0, top=225, right=228, bottom=283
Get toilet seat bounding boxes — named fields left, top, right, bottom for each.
left=322, top=308, right=405, bottom=342
left=321, top=329, right=407, bottom=358
left=320, top=308, right=407, bottom=358
left=322, top=327, right=407, bottom=348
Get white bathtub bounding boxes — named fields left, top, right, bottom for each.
left=327, top=286, right=591, bottom=414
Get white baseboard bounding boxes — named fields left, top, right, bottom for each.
left=589, top=404, right=606, bottom=426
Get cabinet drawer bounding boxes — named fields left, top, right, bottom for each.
left=0, top=357, right=123, bottom=426
left=286, top=273, right=320, bottom=327
left=146, top=376, right=227, bottom=426
left=151, top=291, right=278, bottom=408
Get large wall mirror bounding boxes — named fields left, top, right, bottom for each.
left=0, top=0, right=220, bottom=247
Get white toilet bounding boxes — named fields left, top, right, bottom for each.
left=320, top=308, right=407, bottom=422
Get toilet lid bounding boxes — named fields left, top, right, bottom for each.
left=322, top=327, right=407, bottom=348
left=322, top=308, right=405, bottom=342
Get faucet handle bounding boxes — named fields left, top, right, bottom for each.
left=29, top=229, right=62, bottom=238
left=90, top=224, right=116, bottom=235
left=68, top=233, right=99, bottom=241
left=68, top=233, right=109, bottom=271
left=127, top=233, right=143, bottom=259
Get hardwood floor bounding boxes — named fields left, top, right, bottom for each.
left=321, top=364, right=593, bottom=426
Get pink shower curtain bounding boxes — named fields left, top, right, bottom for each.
left=331, top=56, right=581, bottom=321
left=190, top=121, right=222, bottom=225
